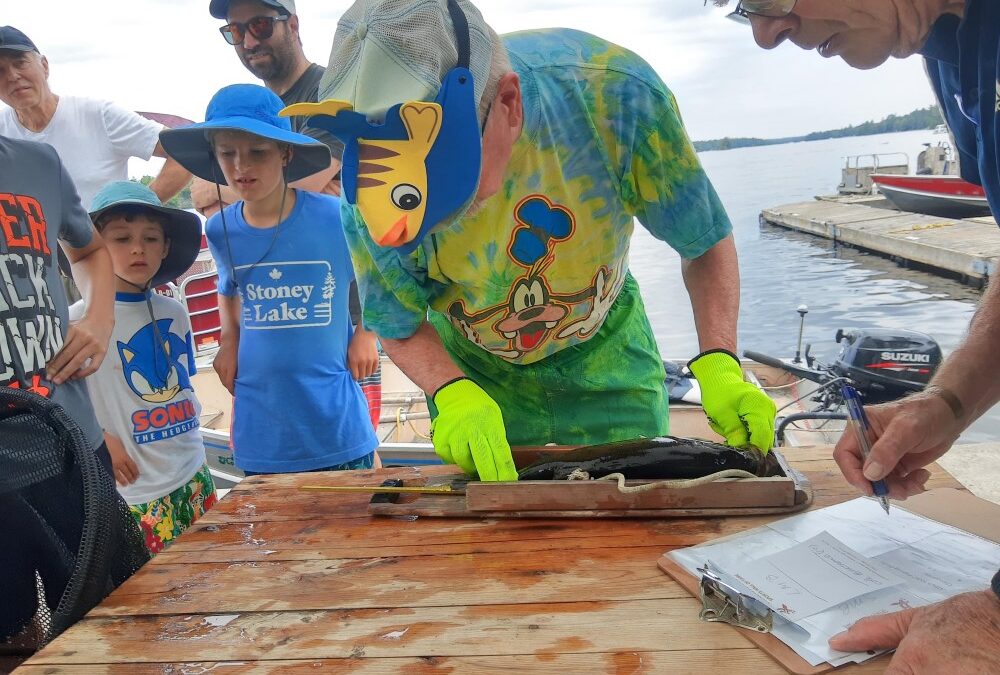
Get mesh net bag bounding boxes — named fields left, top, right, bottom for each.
left=0, top=387, right=149, bottom=655
left=322, top=0, right=496, bottom=114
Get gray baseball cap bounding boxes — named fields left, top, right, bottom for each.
left=321, top=0, right=495, bottom=120
left=209, top=0, right=296, bottom=20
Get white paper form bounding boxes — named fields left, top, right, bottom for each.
left=875, top=530, right=1000, bottom=602
left=668, top=496, right=1000, bottom=667
left=767, top=498, right=948, bottom=557
left=731, top=532, right=905, bottom=619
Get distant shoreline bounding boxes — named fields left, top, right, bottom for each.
left=693, top=105, right=943, bottom=153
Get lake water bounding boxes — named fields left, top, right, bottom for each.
left=628, top=129, right=997, bottom=442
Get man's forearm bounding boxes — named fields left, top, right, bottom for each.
left=149, top=157, right=192, bottom=203
left=380, top=321, right=465, bottom=395
left=929, top=277, right=1000, bottom=423
left=289, top=158, right=342, bottom=195
left=681, top=234, right=740, bottom=353
left=64, top=229, right=114, bottom=325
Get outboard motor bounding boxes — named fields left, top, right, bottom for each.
left=830, top=328, right=942, bottom=403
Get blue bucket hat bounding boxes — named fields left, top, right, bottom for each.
left=90, top=181, right=203, bottom=287
left=159, top=84, right=330, bottom=185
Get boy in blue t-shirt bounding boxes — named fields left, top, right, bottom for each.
left=160, top=84, right=377, bottom=474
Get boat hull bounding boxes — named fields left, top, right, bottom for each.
left=872, top=174, right=991, bottom=219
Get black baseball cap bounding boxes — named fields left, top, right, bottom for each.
left=209, top=0, right=295, bottom=20
left=0, top=26, right=39, bottom=54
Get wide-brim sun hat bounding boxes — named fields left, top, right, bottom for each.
left=89, top=181, right=203, bottom=287
left=159, top=83, right=330, bottom=185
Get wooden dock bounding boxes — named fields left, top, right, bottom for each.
left=761, top=197, right=999, bottom=285
left=18, top=448, right=967, bottom=673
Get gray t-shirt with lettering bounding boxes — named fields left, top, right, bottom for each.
left=0, top=136, right=103, bottom=448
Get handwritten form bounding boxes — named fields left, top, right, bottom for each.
left=670, top=498, right=1000, bottom=666
left=733, top=531, right=904, bottom=619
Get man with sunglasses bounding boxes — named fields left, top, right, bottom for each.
left=209, top=0, right=383, bottom=430
left=715, top=0, right=1000, bottom=671
left=210, top=0, right=342, bottom=196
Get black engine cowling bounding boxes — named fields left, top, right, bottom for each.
left=831, top=328, right=942, bottom=403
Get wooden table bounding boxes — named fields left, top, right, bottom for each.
left=19, top=446, right=963, bottom=673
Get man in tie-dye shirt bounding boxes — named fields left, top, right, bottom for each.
left=306, top=0, right=775, bottom=482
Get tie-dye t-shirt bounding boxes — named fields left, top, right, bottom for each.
left=343, top=28, right=731, bottom=365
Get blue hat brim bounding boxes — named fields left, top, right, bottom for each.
left=159, top=116, right=331, bottom=185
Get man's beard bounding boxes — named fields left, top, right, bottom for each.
left=240, top=40, right=295, bottom=84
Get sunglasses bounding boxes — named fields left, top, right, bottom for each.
left=727, top=0, right=797, bottom=24
left=220, top=15, right=289, bottom=46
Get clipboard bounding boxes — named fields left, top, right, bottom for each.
left=658, top=488, right=1000, bottom=674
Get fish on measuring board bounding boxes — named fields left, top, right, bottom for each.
left=516, top=436, right=781, bottom=481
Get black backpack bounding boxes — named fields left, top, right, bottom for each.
left=0, top=387, right=149, bottom=655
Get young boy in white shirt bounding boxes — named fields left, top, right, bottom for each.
left=71, top=180, right=217, bottom=554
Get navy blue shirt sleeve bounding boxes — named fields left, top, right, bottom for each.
left=921, top=13, right=983, bottom=186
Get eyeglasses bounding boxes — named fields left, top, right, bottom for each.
left=727, top=0, right=797, bottom=24
left=220, top=15, right=289, bottom=45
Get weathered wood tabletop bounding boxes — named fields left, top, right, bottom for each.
left=19, top=445, right=963, bottom=674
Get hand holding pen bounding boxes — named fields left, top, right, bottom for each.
left=840, top=385, right=891, bottom=514
left=833, top=386, right=962, bottom=500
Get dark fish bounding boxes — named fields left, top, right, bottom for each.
left=516, top=436, right=781, bottom=481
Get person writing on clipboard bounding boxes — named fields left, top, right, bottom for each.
left=711, top=0, right=1000, bottom=671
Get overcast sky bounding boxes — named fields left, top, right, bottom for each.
left=4, top=0, right=937, bottom=144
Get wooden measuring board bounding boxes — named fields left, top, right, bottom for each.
left=367, top=448, right=812, bottom=518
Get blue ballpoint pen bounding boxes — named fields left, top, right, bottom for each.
left=841, top=385, right=891, bottom=514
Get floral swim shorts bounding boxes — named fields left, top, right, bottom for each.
left=129, top=463, right=217, bottom=555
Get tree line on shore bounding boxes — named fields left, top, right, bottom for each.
left=694, top=105, right=945, bottom=152
left=142, top=104, right=946, bottom=208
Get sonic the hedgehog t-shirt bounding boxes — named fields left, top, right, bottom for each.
left=70, top=292, right=205, bottom=504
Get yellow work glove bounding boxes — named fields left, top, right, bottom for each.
left=431, top=378, right=518, bottom=482
left=688, top=350, right=776, bottom=453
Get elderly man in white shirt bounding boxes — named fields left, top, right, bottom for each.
left=0, top=25, right=189, bottom=208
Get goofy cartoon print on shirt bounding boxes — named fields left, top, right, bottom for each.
left=447, top=195, right=625, bottom=361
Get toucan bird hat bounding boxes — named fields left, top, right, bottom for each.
left=159, top=83, right=331, bottom=184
